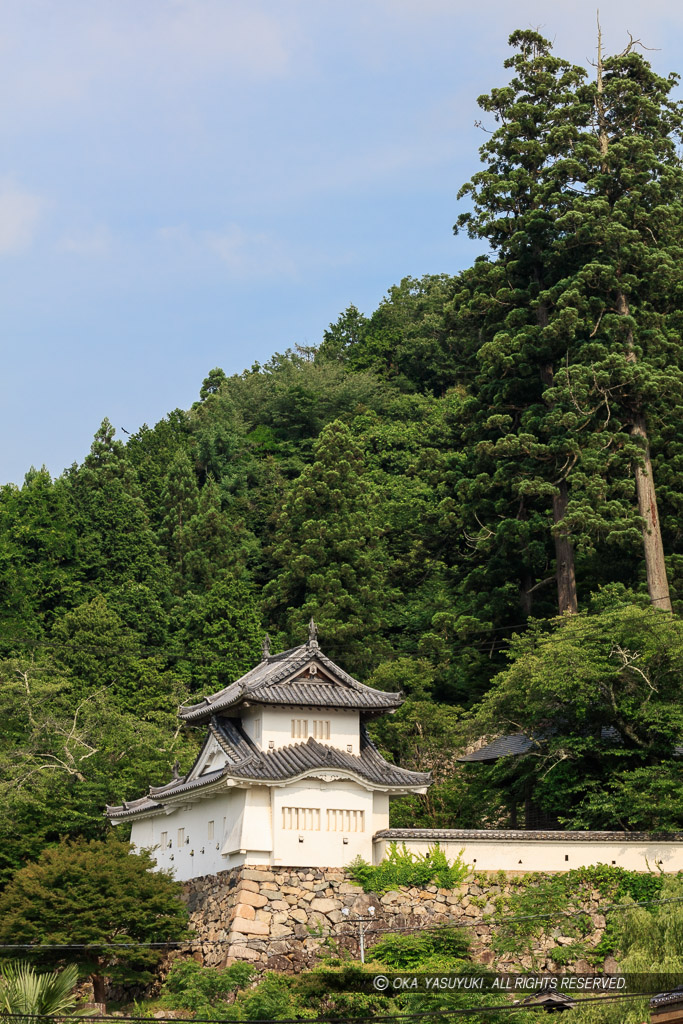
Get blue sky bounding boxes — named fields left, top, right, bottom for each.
left=2, top=0, right=683, bottom=483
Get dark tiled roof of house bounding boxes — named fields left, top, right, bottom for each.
left=178, top=642, right=402, bottom=722
left=457, top=734, right=536, bottom=762
left=106, top=719, right=429, bottom=820
left=459, top=733, right=683, bottom=763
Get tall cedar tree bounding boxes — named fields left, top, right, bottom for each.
left=561, top=34, right=683, bottom=610
left=68, top=419, right=170, bottom=603
left=175, top=572, right=263, bottom=694
left=264, top=420, right=389, bottom=673
left=453, top=32, right=645, bottom=616
left=159, top=449, right=200, bottom=592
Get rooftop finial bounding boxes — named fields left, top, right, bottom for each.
left=262, top=633, right=271, bottom=660
left=308, top=617, right=318, bottom=646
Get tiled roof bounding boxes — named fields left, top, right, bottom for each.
left=459, top=733, right=683, bottom=762
left=106, top=720, right=429, bottom=820
left=178, top=642, right=402, bottom=722
left=106, top=795, right=161, bottom=820
left=457, top=734, right=536, bottom=762
left=375, top=828, right=683, bottom=842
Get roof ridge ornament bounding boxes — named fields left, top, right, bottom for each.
left=262, top=633, right=271, bottom=660
left=308, top=617, right=318, bottom=648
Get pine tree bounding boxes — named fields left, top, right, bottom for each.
left=183, top=476, right=255, bottom=591
left=0, top=838, right=187, bottom=1004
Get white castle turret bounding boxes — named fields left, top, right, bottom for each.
left=107, top=625, right=430, bottom=880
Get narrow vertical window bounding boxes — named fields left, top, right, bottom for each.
left=177, top=828, right=185, bottom=846
left=207, top=820, right=214, bottom=840
left=160, top=831, right=168, bottom=849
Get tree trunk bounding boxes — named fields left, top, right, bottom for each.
left=631, top=412, right=672, bottom=610
left=616, top=291, right=672, bottom=611
left=552, top=480, right=578, bottom=615
left=91, top=972, right=106, bottom=1007
left=541, top=361, right=579, bottom=615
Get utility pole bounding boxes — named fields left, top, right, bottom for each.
left=341, top=906, right=376, bottom=963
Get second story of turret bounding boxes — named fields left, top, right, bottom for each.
left=240, top=705, right=360, bottom=754
left=178, top=622, right=403, bottom=758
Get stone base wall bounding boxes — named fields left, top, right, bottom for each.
left=183, top=867, right=609, bottom=973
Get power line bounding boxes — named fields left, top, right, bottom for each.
left=0, top=991, right=664, bottom=1024
left=3, top=892, right=683, bottom=952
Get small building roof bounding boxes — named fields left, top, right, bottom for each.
left=458, top=732, right=683, bottom=763
left=106, top=719, right=430, bottom=820
left=178, top=639, right=403, bottom=723
left=457, top=734, right=536, bottom=762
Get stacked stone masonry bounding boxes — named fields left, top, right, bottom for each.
left=183, top=866, right=611, bottom=973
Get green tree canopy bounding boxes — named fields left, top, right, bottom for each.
left=0, top=838, right=188, bottom=1004
left=264, top=419, right=391, bottom=673
left=471, top=604, right=683, bottom=829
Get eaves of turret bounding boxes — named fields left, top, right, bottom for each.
left=178, top=642, right=403, bottom=723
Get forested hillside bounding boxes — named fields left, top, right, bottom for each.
left=1, top=31, right=682, bottom=888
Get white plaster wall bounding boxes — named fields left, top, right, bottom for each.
left=239, top=787, right=273, bottom=852
left=190, top=736, right=229, bottom=777
left=260, top=707, right=360, bottom=754
left=372, top=837, right=683, bottom=873
left=240, top=708, right=262, bottom=745
left=373, top=793, right=390, bottom=835
left=272, top=779, right=374, bottom=866
left=130, top=788, right=252, bottom=881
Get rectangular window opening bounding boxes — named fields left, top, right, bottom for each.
left=326, top=809, right=364, bottom=833
left=282, top=806, right=320, bottom=830
left=208, top=821, right=214, bottom=840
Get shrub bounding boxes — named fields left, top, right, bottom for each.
left=368, top=927, right=471, bottom=970
left=348, top=843, right=469, bottom=893
left=161, top=960, right=255, bottom=1016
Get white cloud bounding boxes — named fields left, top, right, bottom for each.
left=0, top=181, right=44, bottom=255
left=57, top=226, right=111, bottom=257
left=163, top=1, right=293, bottom=78
left=205, top=224, right=297, bottom=279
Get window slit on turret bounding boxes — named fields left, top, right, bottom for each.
left=291, top=718, right=331, bottom=740
left=282, top=806, right=321, bottom=830
left=326, top=809, right=365, bottom=832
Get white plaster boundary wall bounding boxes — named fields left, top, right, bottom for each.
left=373, top=829, right=683, bottom=873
